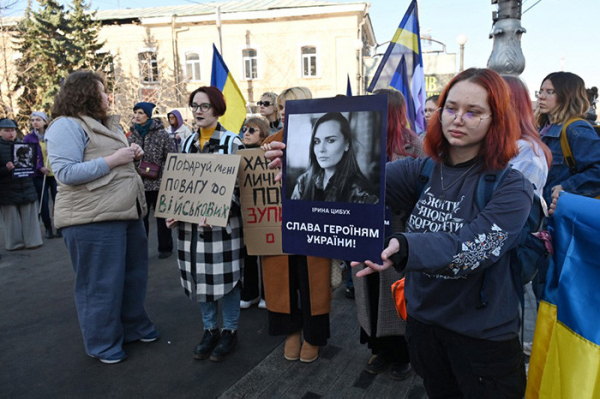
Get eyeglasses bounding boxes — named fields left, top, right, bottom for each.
left=439, top=107, right=492, bottom=129
left=242, top=126, right=259, bottom=134
left=189, top=103, right=212, bottom=112
left=257, top=101, right=273, bottom=107
left=535, top=89, right=556, bottom=99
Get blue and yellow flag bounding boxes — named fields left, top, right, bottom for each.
left=526, top=193, right=600, bottom=398
left=210, top=44, right=247, bottom=133
left=346, top=73, right=352, bottom=97
left=367, top=0, right=425, bottom=134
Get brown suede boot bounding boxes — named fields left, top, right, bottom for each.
left=300, top=341, right=319, bottom=363
left=284, top=331, right=301, bottom=361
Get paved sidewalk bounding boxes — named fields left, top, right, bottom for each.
left=0, top=219, right=537, bottom=398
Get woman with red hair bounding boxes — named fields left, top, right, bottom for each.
left=502, top=75, right=552, bottom=198
left=353, top=68, right=531, bottom=398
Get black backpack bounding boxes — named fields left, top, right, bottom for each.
left=416, top=158, right=551, bottom=307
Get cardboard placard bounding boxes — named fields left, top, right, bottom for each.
left=155, top=153, right=241, bottom=227
left=238, top=148, right=284, bottom=255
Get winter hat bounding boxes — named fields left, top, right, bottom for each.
left=31, top=111, right=49, bottom=123
left=0, top=118, right=18, bottom=128
left=133, top=102, right=156, bottom=118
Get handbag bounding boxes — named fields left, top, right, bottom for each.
left=330, top=259, right=345, bottom=290
left=391, top=278, right=407, bottom=320
left=137, top=161, right=160, bottom=179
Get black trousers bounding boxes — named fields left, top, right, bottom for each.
left=143, top=190, right=173, bottom=254
left=268, top=255, right=330, bottom=346
left=405, top=316, right=526, bottom=399
left=241, top=254, right=264, bottom=301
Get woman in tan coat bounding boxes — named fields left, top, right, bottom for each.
left=261, top=87, right=331, bottom=363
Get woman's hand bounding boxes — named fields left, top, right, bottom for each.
left=548, top=195, right=559, bottom=216
left=40, top=167, right=49, bottom=175
left=262, top=141, right=286, bottom=182
left=104, top=147, right=135, bottom=169
left=352, top=238, right=400, bottom=277
left=131, top=143, right=144, bottom=161
left=5, top=161, right=14, bottom=171
left=166, top=218, right=178, bottom=229
left=198, top=217, right=212, bottom=228
left=551, top=185, right=563, bottom=203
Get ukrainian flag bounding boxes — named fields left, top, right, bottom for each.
left=526, top=193, right=600, bottom=398
left=367, top=0, right=426, bottom=134
left=211, top=44, right=247, bottom=133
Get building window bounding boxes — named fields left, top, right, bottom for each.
left=301, top=46, right=317, bottom=77
left=243, top=49, right=257, bottom=80
left=185, top=52, right=201, bottom=81
left=138, top=51, right=159, bottom=84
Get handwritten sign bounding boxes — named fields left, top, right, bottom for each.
left=155, top=153, right=241, bottom=227
left=238, top=148, right=284, bottom=255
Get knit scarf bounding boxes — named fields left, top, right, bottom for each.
left=135, top=119, right=152, bottom=138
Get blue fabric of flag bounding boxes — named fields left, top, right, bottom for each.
left=368, top=0, right=425, bottom=134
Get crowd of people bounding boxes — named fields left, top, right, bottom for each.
left=1, top=66, right=599, bottom=398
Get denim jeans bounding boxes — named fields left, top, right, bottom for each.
left=199, top=284, right=241, bottom=331
left=62, top=219, right=155, bottom=358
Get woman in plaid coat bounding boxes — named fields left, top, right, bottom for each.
left=167, top=86, right=244, bottom=363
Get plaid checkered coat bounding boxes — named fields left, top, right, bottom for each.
left=177, top=123, right=245, bottom=302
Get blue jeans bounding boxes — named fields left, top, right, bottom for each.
left=62, top=219, right=155, bottom=358
left=199, top=284, right=241, bottom=331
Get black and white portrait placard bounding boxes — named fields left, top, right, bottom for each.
left=11, top=143, right=37, bottom=178
left=282, top=95, right=388, bottom=261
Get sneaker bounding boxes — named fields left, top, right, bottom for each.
left=258, top=299, right=267, bottom=309
left=45, top=229, right=55, bottom=239
left=365, top=354, right=387, bottom=374
left=158, top=251, right=172, bottom=259
left=210, top=329, right=238, bottom=362
left=88, top=351, right=127, bottom=364
left=388, top=362, right=412, bottom=380
left=194, top=328, right=221, bottom=360
left=240, top=298, right=259, bottom=309
left=523, top=341, right=533, bottom=356
left=139, top=330, right=160, bottom=343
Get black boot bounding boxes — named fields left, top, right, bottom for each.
left=45, top=228, right=54, bottom=239
left=194, top=328, right=221, bottom=360
left=210, top=329, right=237, bottom=362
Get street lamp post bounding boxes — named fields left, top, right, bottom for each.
left=487, top=0, right=525, bottom=76
left=457, top=34, right=468, bottom=72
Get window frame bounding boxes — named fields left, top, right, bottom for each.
left=138, top=48, right=159, bottom=84
left=242, top=48, right=258, bottom=80
left=300, top=44, right=319, bottom=78
left=183, top=50, right=202, bottom=82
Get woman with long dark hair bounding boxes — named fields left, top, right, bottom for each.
left=291, top=112, right=377, bottom=204
left=535, top=71, right=600, bottom=206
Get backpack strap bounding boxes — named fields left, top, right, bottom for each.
left=218, top=131, right=244, bottom=154
left=476, top=167, right=510, bottom=308
left=416, top=157, right=435, bottom=197
left=182, top=132, right=198, bottom=154
left=560, top=118, right=586, bottom=175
